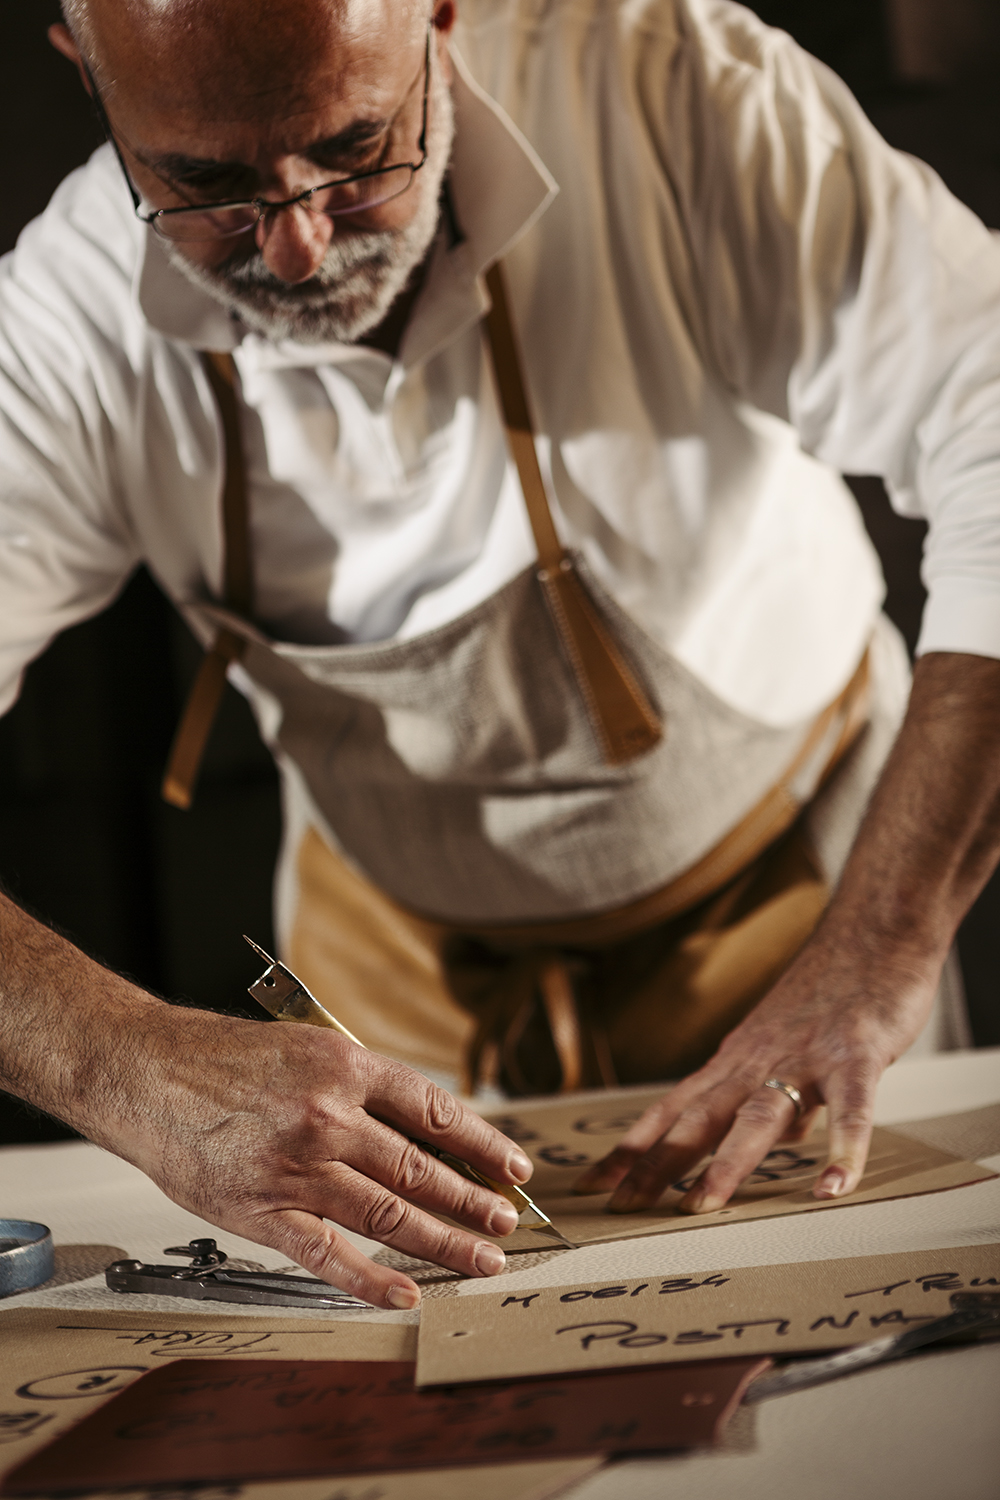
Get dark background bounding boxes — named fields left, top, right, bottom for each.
left=1, top=0, right=998, bottom=1143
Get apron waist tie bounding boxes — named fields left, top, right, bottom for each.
left=463, top=951, right=593, bottom=1097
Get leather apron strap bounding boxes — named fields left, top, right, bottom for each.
left=483, top=264, right=662, bottom=763
left=161, top=264, right=662, bottom=808
left=161, top=351, right=251, bottom=809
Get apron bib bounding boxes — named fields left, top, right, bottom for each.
left=198, top=555, right=852, bottom=925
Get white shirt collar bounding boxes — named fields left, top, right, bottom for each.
left=133, top=45, right=558, bottom=368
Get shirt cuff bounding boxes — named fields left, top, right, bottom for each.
left=917, top=577, right=1000, bottom=661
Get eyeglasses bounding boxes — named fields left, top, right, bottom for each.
left=86, top=27, right=430, bottom=243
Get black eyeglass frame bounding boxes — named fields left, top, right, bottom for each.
left=84, top=25, right=431, bottom=240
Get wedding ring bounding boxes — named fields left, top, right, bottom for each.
left=763, top=1078, right=804, bottom=1118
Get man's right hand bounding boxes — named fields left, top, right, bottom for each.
left=0, top=894, right=532, bottom=1309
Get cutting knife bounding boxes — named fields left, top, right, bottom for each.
left=244, top=936, right=574, bottom=1250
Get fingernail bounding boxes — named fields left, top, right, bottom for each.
left=490, top=1201, right=520, bottom=1236
left=387, top=1284, right=420, bottom=1310
left=680, top=1190, right=723, bottom=1215
left=508, top=1150, right=533, bottom=1183
left=474, top=1242, right=506, bottom=1275
left=814, top=1167, right=847, bottom=1200
left=608, top=1190, right=643, bottom=1214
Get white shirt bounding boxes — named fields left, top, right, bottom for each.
left=1, top=0, right=999, bottom=737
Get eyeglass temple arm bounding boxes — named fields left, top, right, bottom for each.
left=418, top=22, right=431, bottom=158
left=81, top=58, right=144, bottom=215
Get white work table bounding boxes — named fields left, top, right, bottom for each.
left=2, top=1048, right=999, bottom=1500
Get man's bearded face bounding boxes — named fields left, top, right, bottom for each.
left=62, top=0, right=457, bottom=347
left=167, top=58, right=454, bottom=346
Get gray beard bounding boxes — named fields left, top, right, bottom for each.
left=167, top=72, right=454, bottom=345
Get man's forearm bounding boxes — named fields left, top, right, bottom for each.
left=820, top=649, right=1000, bottom=969
left=0, top=891, right=527, bottom=1305
left=0, top=892, right=163, bottom=1146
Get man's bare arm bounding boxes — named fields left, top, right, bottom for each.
left=0, top=897, right=532, bottom=1305
left=577, top=651, right=1000, bottom=1210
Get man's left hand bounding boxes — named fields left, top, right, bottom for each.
left=576, top=650, right=1000, bottom=1213
left=573, top=925, right=936, bottom=1210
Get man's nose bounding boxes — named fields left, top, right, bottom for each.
left=255, top=202, right=334, bottom=283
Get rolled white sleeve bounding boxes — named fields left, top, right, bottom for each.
left=663, top=11, right=1000, bottom=662
left=0, top=170, right=141, bottom=714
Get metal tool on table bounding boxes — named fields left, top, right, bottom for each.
left=0, top=1220, right=54, bottom=1296
left=105, top=1238, right=372, bottom=1309
left=746, top=1290, right=1000, bottom=1402
left=245, top=936, right=575, bottom=1250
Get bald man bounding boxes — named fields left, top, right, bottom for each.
left=1, top=0, right=999, bottom=1308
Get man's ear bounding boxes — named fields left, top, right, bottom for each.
left=433, top=1, right=457, bottom=38
left=432, top=0, right=456, bottom=84
left=48, top=22, right=93, bottom=95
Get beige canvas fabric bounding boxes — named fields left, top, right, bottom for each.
left=205, top=559, right=889, bottom=928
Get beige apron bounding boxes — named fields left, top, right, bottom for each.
left=163, top=265, right=873, bottom=1091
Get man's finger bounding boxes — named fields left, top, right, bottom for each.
left=369, top=1067, right=533, bottom=1185
left=343, top=1122, right=520, bottom=1237
left=675, top=1081, right=807, bottom=1213
left=261, top=1210, right=422, bottom=1310
left=572, top=1142, right=647, bottom=1196
left=572, top=1078, right=708, bottom=1194
left=778, top=1104, right=823, bottom=1143
left=321, top=1162, right=508, bottom=1280
left=812, top=1068, right=878, bottom=1199
left=601, top=1077, right=752, bottom=1211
